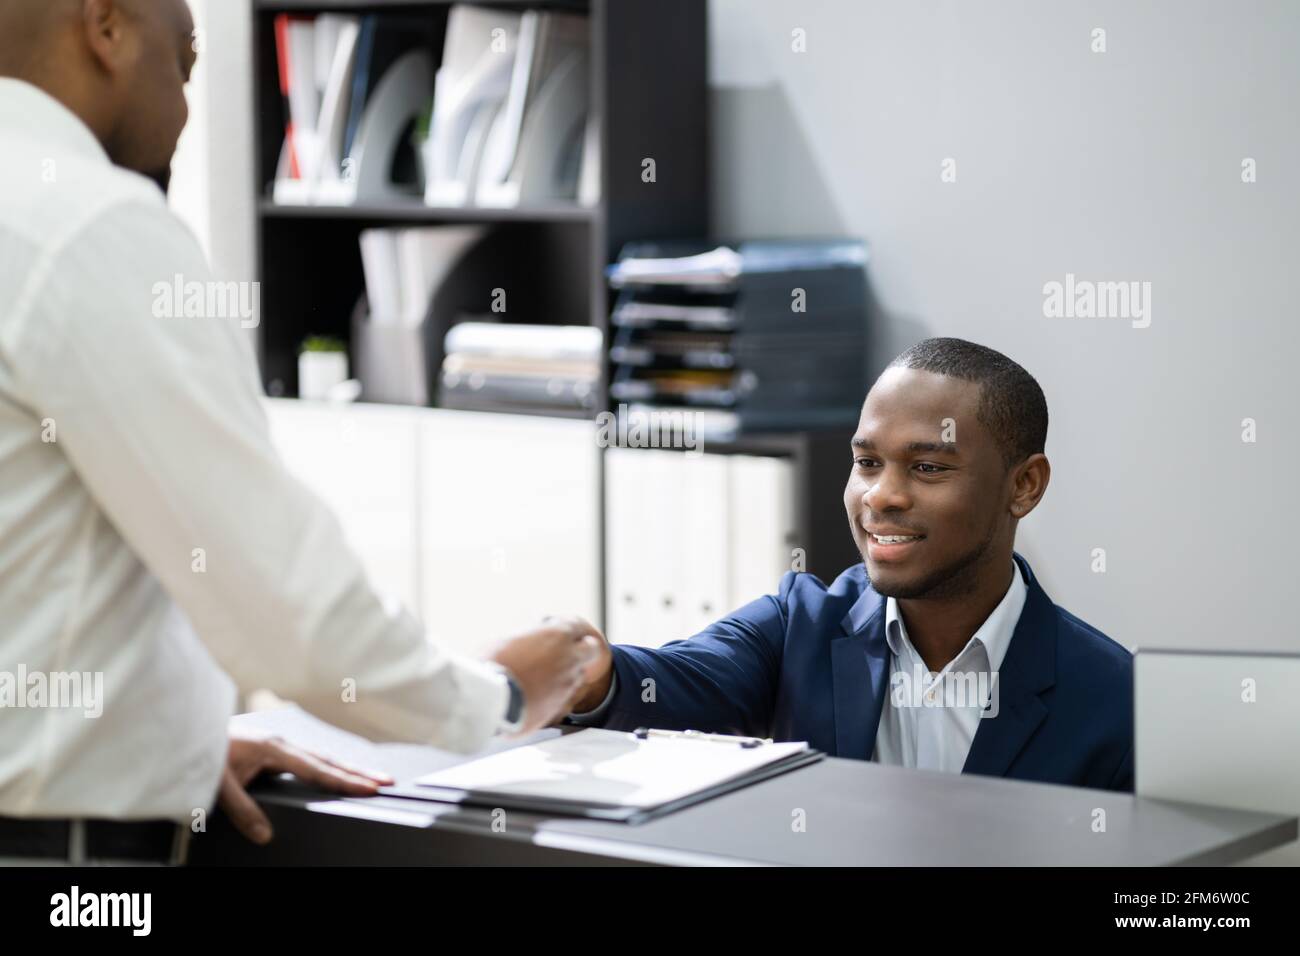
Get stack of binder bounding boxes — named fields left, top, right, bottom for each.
left=270, top=5, right=598, bottom=208
left=606, top=240, right=870, bottom=440
left=426, top=5, right=597, bottom=208
left=272, top=13, right=438, bottom=204
left=438, top=322, right=603, bottom=413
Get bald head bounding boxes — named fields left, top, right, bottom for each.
left=0, top=1, right=77, bottom=74
left=0, top=0, right=197, bottom=188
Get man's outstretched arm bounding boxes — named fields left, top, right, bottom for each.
left=567, top=580, right=795, bottom=737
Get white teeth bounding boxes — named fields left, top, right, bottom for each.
left=873, top=534, right=921, bottom=544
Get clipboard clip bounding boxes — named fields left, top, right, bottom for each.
left=632, top=727, right=773, bottom=749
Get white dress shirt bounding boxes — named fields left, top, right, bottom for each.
left=0, top=79, right=508, bottom=822
left=872, top=561, right=1027, bottom=772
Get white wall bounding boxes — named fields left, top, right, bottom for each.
left=170, top=0, right=256, bottom=288
left=182, top=0, right=1300, bottom=656
left=167, top=0, right=208, bottom=259
left=710, top=0, right=1300, bottom=655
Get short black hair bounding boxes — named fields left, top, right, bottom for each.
left=887, top=337, right=1048, bottom=469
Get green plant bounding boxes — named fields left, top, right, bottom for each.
left=300, top=335, right=347, bottom=354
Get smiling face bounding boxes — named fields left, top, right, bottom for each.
left=844, top=367, right=1018, bottom=600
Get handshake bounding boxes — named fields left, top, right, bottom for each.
left=222, top=615, right=620, bottom=846
left=488, top=616, right=617, bottom=735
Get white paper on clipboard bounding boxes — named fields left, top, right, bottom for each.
left=413, top=727, right=810, bottom=811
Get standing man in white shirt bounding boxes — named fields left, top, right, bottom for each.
left=0, top=0, right=601, bottom=863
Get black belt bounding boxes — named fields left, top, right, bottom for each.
left=0, top=816, right=189, bottom=865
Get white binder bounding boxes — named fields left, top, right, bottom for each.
left=605, top=449, right=796, bottom=648
left=728, top=455, right=796, bottom=608
left=679, top=454, right=731, bottom=637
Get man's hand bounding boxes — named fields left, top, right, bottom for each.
left=219, top=729, right=394, bottom=845
left=489, top=616, right=605, bottom=735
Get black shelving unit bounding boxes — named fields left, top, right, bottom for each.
left=250, top=0, right=863, bottom=593
left=251, top=0, right=709, bottom=402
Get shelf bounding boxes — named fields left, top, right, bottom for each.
left=255, top=1, right=589, bottom=11
left=259, top=199, right=598, bottom=224
left=252, top=0, right=708, bottom=410
left=270, top=395, right=599, bottom=422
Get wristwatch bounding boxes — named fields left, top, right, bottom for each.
left=496, top=666, right=526, bottom=734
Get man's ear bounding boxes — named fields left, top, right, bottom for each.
left=1008, top=453, right=1050, bottom=519
left=80, top=0, right=133, bottom=75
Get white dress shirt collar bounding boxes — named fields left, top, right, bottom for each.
left=884, top=559, right=1027, bottom=675
left=0, top=78, right=109, bottom=165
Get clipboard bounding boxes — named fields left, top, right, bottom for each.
left=380, top=727, right=825, bottom=824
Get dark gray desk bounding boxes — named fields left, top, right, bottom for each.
left=190, top=738, right=1297, bottom=866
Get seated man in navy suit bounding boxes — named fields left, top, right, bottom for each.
left=567, top=337, right=1134, bottom=791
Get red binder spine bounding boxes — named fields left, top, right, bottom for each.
left=273, top=14, right=301, bottom=180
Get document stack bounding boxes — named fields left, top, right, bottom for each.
left=606, top=240, right=870, bottom=440
left=438, top=322, right=603, bottom=414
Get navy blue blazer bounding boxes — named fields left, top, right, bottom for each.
left=597, top=553, right=1134, bottom=791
